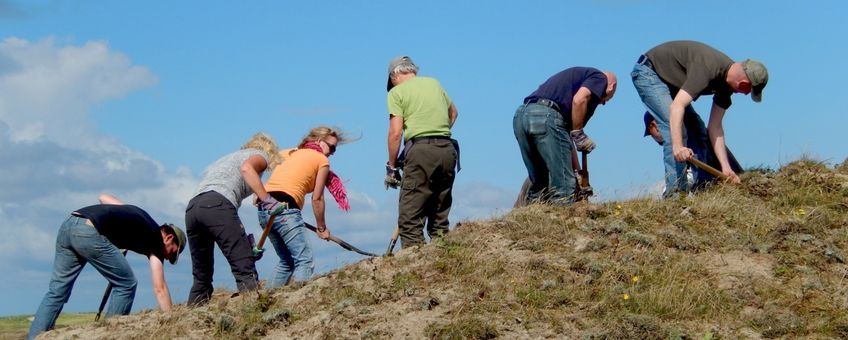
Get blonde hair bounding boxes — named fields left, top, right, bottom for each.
left=241, top=132, right=283, bottom=169
left=297, top=126, right=353, bottom=148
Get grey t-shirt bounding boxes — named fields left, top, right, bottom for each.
left=194, top=148, right=269, bottom=208
left=645, top=40, right=734, bottom=109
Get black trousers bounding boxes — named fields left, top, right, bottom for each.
left=185, top=191, right=257, bottom=306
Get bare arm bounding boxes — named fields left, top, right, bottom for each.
left=98, top=194, right=124, bottom=205
left=707, top=103, right=741, bottom=183
left=670, top=90, right=695, bottom=162
left=312, top=166, right=330, bottom=240
left=571, top=87, right=593, bottom=130
left=241, top=155, right=270, bottom=201
left=387, top=115, right=404, bottom=168
left=448, top=103, right=458, bottom=128
left=148, top=255, right=172, bottom=312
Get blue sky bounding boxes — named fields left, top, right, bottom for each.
left=0, top=1, right=845, bottom=316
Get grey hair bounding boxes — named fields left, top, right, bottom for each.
left=391, top=63, right=419, bottom=77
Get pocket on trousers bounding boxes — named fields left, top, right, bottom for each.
left=401, top=179, right=416, bottom=190
left=526, top=113, right=548, bottom=136
left=200, top=198, right=224, bottom=209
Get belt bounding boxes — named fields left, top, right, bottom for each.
left=636, top=54, right=654, bottom=69
left=71, top=213, right=95, bottom=227
left=409, top=135, right=451, bottom=144
left=267, top=192, right=298, bottom=210
left=399, top=135, right=461, bottom=172
left=524, top=98, right=561, bottom=113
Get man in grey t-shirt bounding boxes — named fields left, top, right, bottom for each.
left=632, top=40, right=768, bottom=197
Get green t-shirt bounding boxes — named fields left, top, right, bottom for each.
left=646, top=40, right=734, bottom=109
left=387, top=76, right=452, bottom=141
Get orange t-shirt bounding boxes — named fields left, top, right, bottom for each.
left=264, top=148, right=329, bottom=209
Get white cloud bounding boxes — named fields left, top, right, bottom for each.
left=452, top=181, right=515, bottom=221
left=0, top=36, right=157, bottom=146
left=0, top=37, right=195, bottom=315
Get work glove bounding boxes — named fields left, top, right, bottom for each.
left=570, top=129, right=596, bottom=153
left=384, top=163, right=402, bottom=190
left=258, top=195, right=285, bottom=216
left=248, top=234, right=263, bottom=260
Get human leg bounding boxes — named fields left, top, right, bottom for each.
left=73, top=221, right=137, bottom=316
left=209, top=216, right=259, bottom=292
left=28, top=218, right=86, bottom=339
left=278, top=211, right=314, bottom=283
left=424, top=141, right=457, bottom=240
left=632, top=63, right=688, bottom=197
left=260, top=210, right=293, bottom=287
left=533, top=108, right=575, bottom=203
left=186, top=194, right=217, bottom=306
left=263, top=209, right=314, bottom=286
left=398, top=144, right=435, bottom=248
left=513, top=104, right=553, bottom=202
left=683, top=108, right=715, bottom=189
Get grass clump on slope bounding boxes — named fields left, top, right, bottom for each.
left=40, top=158, right=848, bottom=339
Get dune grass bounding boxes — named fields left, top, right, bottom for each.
left=0, top=312, right=95, bottom=339
left=35, top=158, right=848, bottom=339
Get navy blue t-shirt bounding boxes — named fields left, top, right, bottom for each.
left=524, top=67, right=608, bottom=124
left=74, top=204, right=165, bottom=260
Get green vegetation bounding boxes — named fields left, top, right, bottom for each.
left=34, top=159, right=848, bottom=339
left=0, top=312, right=95, bottom=339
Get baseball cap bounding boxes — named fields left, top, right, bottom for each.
left=643, top=111, right=653, bottom=137
left=163, top=223, right=186, bottom=265
left=386, top=56, right=416, bottom=92
left=742, top=59, right=768, bottom=102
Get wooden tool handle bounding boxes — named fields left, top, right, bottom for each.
left=256, top=214, right=277, bottom=250
left=688, top=157, right=728, bottom=181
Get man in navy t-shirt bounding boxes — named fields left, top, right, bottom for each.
left=513, top=67, right=617, bottom=204
left=28, top=194, right=186, bottom=340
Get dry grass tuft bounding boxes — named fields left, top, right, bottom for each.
left=41, top=159, right=848, bottom=339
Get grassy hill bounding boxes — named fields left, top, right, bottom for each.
left=34, top=159, right=848, bottom=339
left=1, top=313, right=95, bottom=340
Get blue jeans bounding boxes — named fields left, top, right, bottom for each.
left=257, top=209, right=314, bottom=287
left=513, top=103, right=576, bottom=204
left=632, top=62, right=710, bottom=197
left=29, top=216, right=136, bottom=340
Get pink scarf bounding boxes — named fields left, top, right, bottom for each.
left=301, top=142, right=350, bottom=211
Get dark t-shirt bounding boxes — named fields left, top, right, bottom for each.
left=645, top=40, right=734, bottom=109
left=74, top=204, right=165, bottom=260
left=524, top=67, right=608, bottom=125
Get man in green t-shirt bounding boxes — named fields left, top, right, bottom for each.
left=632, top=40, right=768, bottom=197
left=384, top=56, right=458, bottom=248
